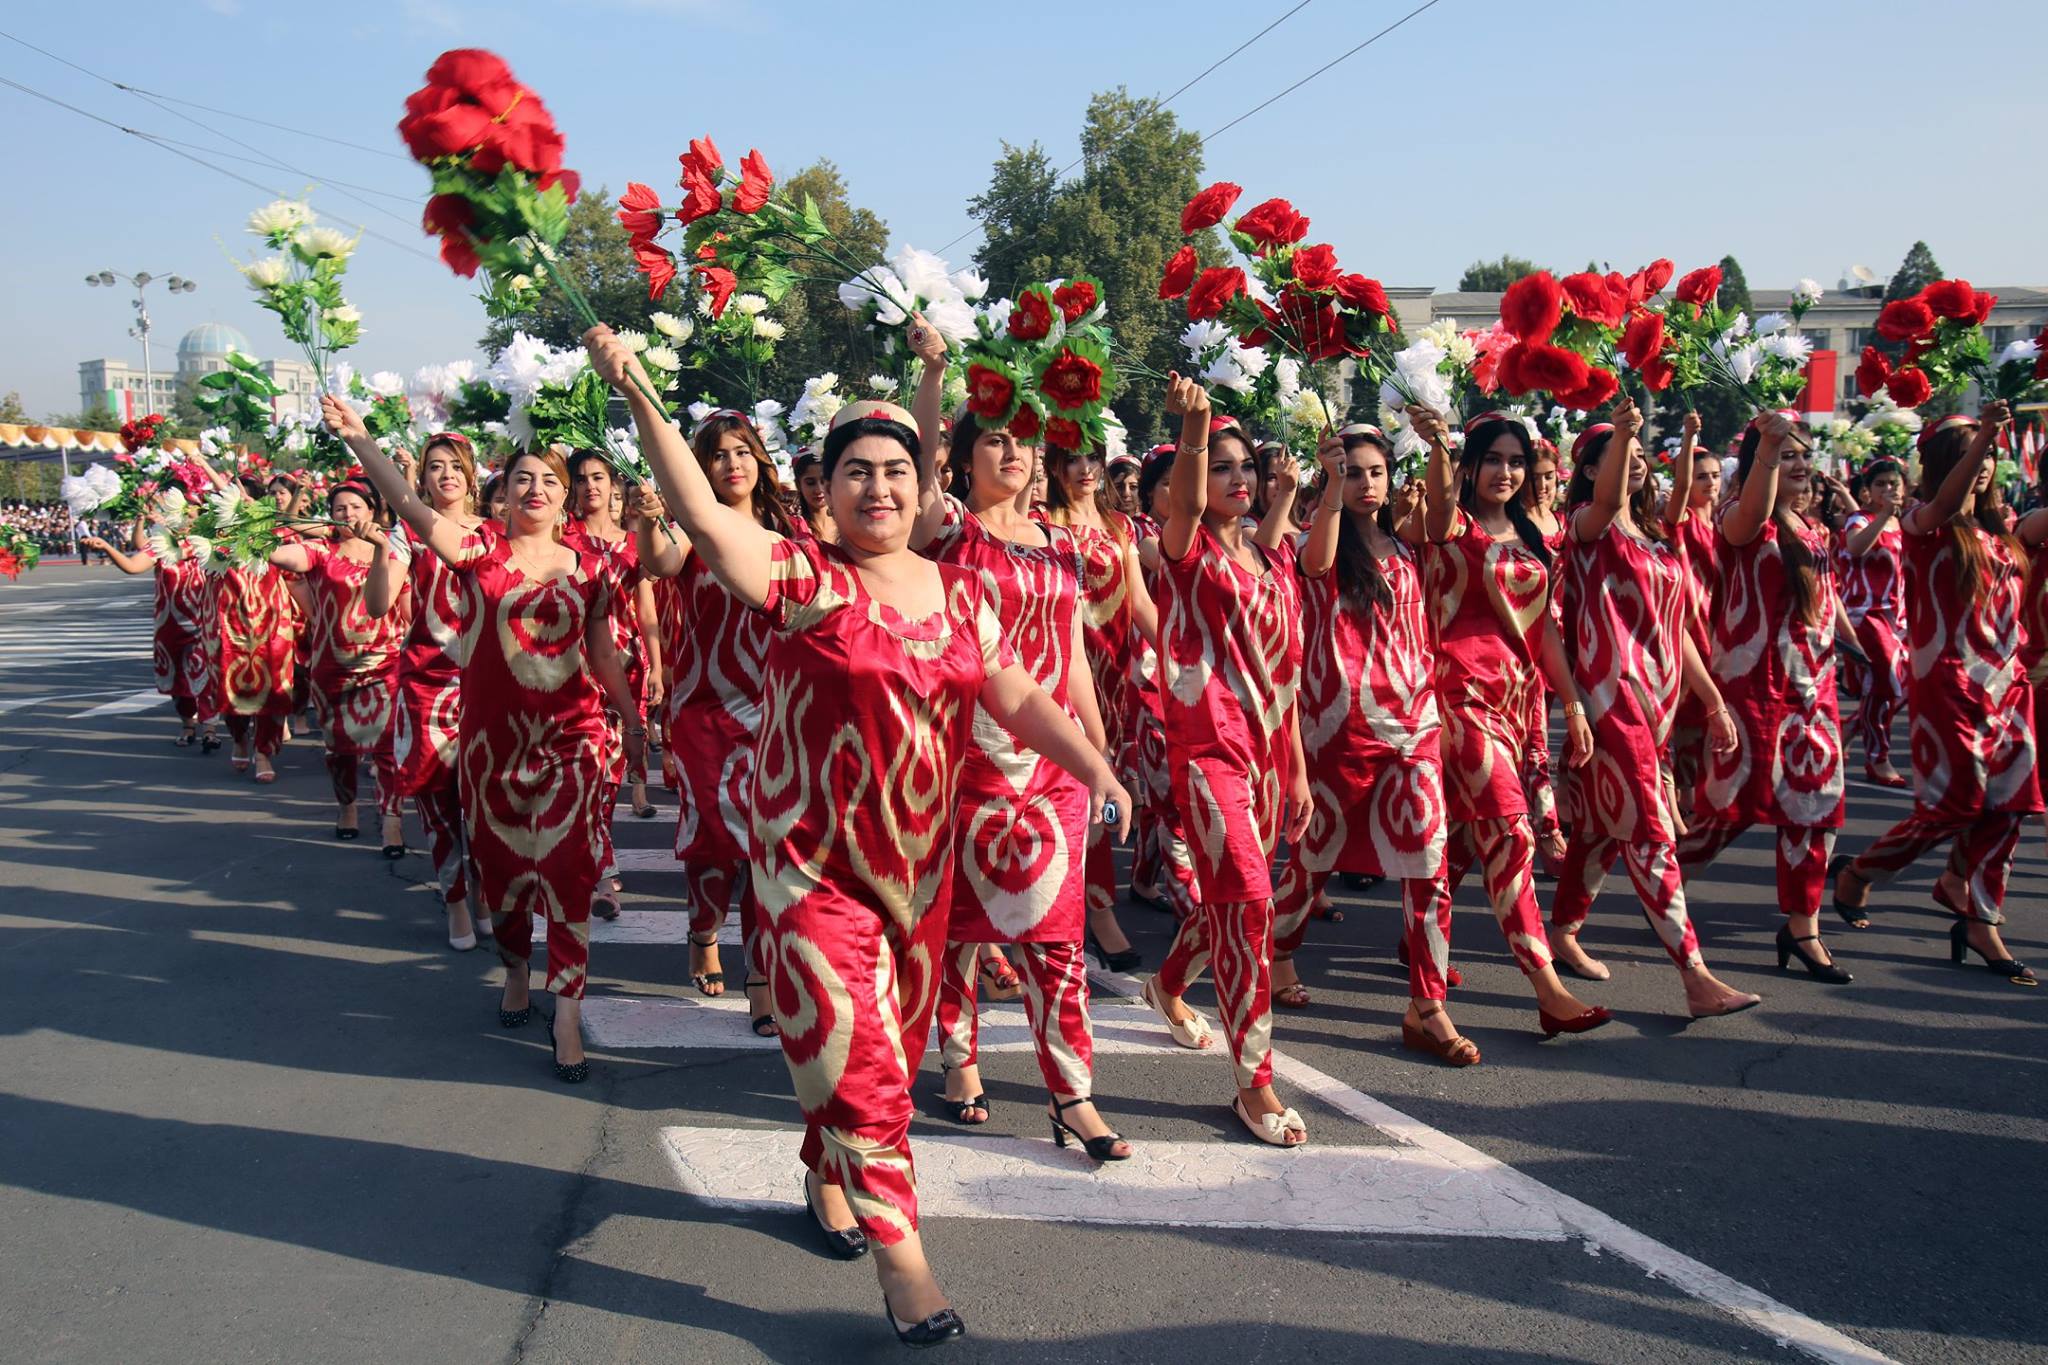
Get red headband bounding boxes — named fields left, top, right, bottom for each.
left=1916, top=413, right=1976, bottom=453
left=1571, top=423, right=1615, bottom=463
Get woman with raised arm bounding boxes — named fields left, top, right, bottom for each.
left=1127, top=447, right=1203, bottom=920
left=1836, top=457, right=1910, bottom=788
left=1664, top=412, right=1851, bottom=985
left=1418, top=409, right=1612, bottom=1035
left=1138, top=378, right=1312, bottom=1147
left=563, top=451, right=663, bottom=916
left=323, top=397, right=642, bottom=1082
left=1665, top=413, right=1719, bottom=814
left=1834, top=404, right=2038, bottom=984
left=266, top=481, right=410, bottom=846
left=83, top=498, right=219, bottom=750
left=589, top=323, right=1130, bottom=1345
left=365, top=433, right=484, bottom=950
left=900, top=324, right=1133, bottom=1164
left=1518, top=437, right=1568, bottom=871
left=1270, top=423, right=1471, bottom=1060
left=1042, top=440, right=1159, bottom=974
left=1546, top=402, right=1766, bottom=1010
left=636, top=413, right=800, bottom=1034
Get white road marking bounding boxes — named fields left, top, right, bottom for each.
left=659, top=1125, right=1567, bottom=1240
left=69, top=690, right=169, bottom=718
left=0, top=695, right=57, bottom=716
left=532, top=908, right=730, bottom=945
left=610, top=846, right=679, bottom=872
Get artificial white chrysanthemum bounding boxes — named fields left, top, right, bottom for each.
left=144, top=526, right=177, bottom=563
left=367, top=371, right=405, bottom=399
left=1997, top=338, right=2041, bottom=367
left=1794, top=279, right=1824, bottom=305
left=1754, top=312, right=1790, bottom=336
left=180, top=534, right=213, bottom=566
left=1727, top=343, right=1763, bottom=386
left=1858, top=399, right=1922, bottom=433
left=922, top=298, right=976, bottom=347
left=892, top=246, right=958, bottom=307
left=867, top=375, right=899, bottom=395
left=1180, top=319, right=1233, bottom=355
left=247, top=199, right=311, bottom=237
left=1274, top=356, right=1303, bottom=409
left=156, top=486, right=189, bottom=520
left=294, top=226, right=356, bottom=260
left=696, top=290, right=718, bottom=318
left=733, top=293, right=769, bottom=317
left=1100, top=409, right=1128, bottom=463
left=650, top=311, right=690, bottom=340
left=1228, top=340, right=1271, bottom=382
left=205, top=486, right=243, bottom=530
left=980, top=297, right=1015, bottom=336
left=752, top=317, right=787, bottom=342
left=241, top=257, right=288, bottom=289
left=323, top=304, right=362, bottom=327
left=1417, top=317, right=1461, bottom=351
left=617, top=329, right=650, bottom=354
left=198, top=427, right=231, bottom=457
left=1761, top=333, right=1813, bottom=365
left=687, top=401, right=717, bottom=426
left=1825, top=418, right=1853, bottom=439
left=642, top=345, right=682, bottom=373
left=951, top=268, right=989, bottom=302
left=1445, top=332, right=1478, bottom=368
left=1721, top=313, right=1752, bottom=344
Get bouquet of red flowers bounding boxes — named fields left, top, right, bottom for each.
left=1159, top=181, right=1400, bottom=405
left=121, top=414, right=168, bottom=453
left=0, top=524, right=40, bottom=580
left=1638, top=264, right=1819, bottom=416
left=1492, top=262, right=1672, bottom=411
left=1854, top=279, right=2046, bottom=409
left=958, top=277, right=1119, bottom=453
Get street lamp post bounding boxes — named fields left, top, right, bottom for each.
left=84, top=269, right=197, bottom=419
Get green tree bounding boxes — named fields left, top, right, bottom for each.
left=1884, top=240, right=1943, bottom=302
left=750, top=160, right=889, bottom=403
left=1456, top=255, right=1542, bottom=292
left=1715, top=253, right=1752, bottom=315
left=481, top=189, right=666, bottom=358
left=0, top=391, right=27, bottom=423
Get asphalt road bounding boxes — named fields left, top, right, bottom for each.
left=2, top=561, right=2043, bottom=1365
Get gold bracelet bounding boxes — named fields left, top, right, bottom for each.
left=1562, top=701, right=1587, bottom=719
left=1178, top=444, right=1208, bottom=458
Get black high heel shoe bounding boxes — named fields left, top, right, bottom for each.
left=545, top=1011, right=589, bottom=1083
left=1085, top=930, right=1142, bottom=973
left=882, top=1295, right=965, bottom=1348
left=1826, top=854, right=1869, bottom=928
left=1048, top=1096, right=1131, bottom=1162
left=1950, top=919, right=2038, bottom=986
left=498, top=1003, right=533, bottom=1028
left=1776, top=925, right=1852, bottom=983
left=801, top=1173, right=869, bottom=1261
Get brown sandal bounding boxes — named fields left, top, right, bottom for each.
left=1401, top=1010, right=1481, bottom=1067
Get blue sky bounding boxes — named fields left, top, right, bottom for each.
left=3, top=0, right=2043, bottom=417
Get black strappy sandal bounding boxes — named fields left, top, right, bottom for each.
left=689, top=931, right=726, bottom=997
left=939, top=1069, right=989, bottom=1124
left=1951, top=919, right=2038, bottom=986
left=175, top=723, right=197, bottom=748
left=746, top=979, right=780, bottom=1037
left=1827, top=853, right=1870, bottom=928
left=499, top=1004, right=533, bottom=1028
left=1047, top=1096, right=1131, bottom=1162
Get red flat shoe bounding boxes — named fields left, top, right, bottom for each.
left=1396, top=939, right=1463, bottom=988
left=1862, top=765, right=1909, bottom=789
left=1538, top=1005, right=1613, bottom=1037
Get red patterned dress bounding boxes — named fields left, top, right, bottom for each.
left=452, top=526, right=612, bottom=994
left=1423, top=509, right=1557, bottom=977
left=209, top=561, right=296, bottom=757
left=1152, top=524, right=1302, bottom=1091
left=302, top=540, right=409, bottom=815
left=1068, top=513, right=1145, bottom=928
left=1836, top=513, right=1908, bottom=768
left=1679, top=512, right=1845, bottom=919
left=1668, top=509, right=1720, bottom=800
left=1848, top=518, right=2040, bottom=922
left=751, top=535, right=1012, bottom=1245
left=562, top=522, right=645, bottom=881
left=1273, top=540, right=1453, bottom=998
left=1551, top=519, right=1705, bottom=966
left=924, top=498, right=1096, bottom=1105
left=153, top=556, right=215, bottom=725
left=1522, top=522, right=1568, bottom=847
left=1129, top=517, right=1201, bottom=917
left=390, top=521, right=472, bottom=906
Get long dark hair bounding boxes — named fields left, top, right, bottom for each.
left=1564, top=428, right=1669, bottom=544
left=1734, top=426, right=1820, bottom=625
left=1332, top=429, right=1397, bottom=614
left=1917, top=419, right=2018, bottom=608
left=690, top=413, right=796, bottom=535
left=1043, top=444, right=1128, bottom=547
left=1457, top=417, right=1551, bottom=568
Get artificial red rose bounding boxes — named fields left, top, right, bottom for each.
left=1333, top=273, right=1391, bottom=318
left=1875, top=297, right=1934, bottom=341
left=1500, top=271, right=1564, bottom=344
left=1884, top=366, right=1932, bottom=407
left=1234, top=197, right=1310, bottom=254
left=1555, top=366, right=1619, bottom=411
left=733, top=149, right=773, bottom=214
left=1041, top=348, right=1105, bottom=410
left=634, top=239, right=676, bottom=301
left=1290, top=243, right=1341, bottom=292
left=1854, top=345, right=1891, bottom=397
left=1243, top=300, right=1282, bottom=348
left=695, top=264, right=737, bottom=318
left=1620, top=311, right=1665, bottom=368
left=964, top=362, right=1015, bottom=421
left=1639, top=355, right=1675, bottom=392
left=535, top=168, right=580, bottom=200
left=1559, top=271, right=1626, bottom=328
left=1008, top=405, right=1043, bottom=442
left=423, top=194, right=481, bottom=276
left=1158, top=245, right=1198, bottom=300
left=399, top=50, right=526, bottom=161
left=695, top=233, right=726, bottom=262
left=477, top=94, right=566, bottom=176
left=1920, top=278, right=1976, bottom=320
left=687, top=136, right=723, bottom=179
left=616, top=182, right=662, bottom=241
left=1186, top=266, right=1247, bottom=321
left=1969, top=290, right=1998, bottom=325
left=1053, top=279, right=1099, bottom=323
left=1903, top=336, right=1934, bottom=366
left=1045, top=418, right=1084, bottom=451
left=1638, top=258, right=1674, bottom=296
left=1673, top=265, right=1723, bottom=308
left=1516, top=344, right=1591, bottom=396
left=677, top=161, right=721, bottom=225
left=1497, top=343, right=1529, bottom=395
left=1279, top=290, right=1349, bottom=360
left=1180, top=181, right=1242, bottom=235
left=1008, top=287, right=1055, bottom=341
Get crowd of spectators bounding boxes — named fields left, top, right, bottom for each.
left=1, top=502, right=103, bottom=563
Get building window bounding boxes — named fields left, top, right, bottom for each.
left=1848, top=328, right=1876, bottom=352
left=1988, top=326, right=2014, bottom=351
left=1803, top=328, right=1830, bottom=351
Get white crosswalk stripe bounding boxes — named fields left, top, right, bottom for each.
left=69, top=690, right=170, bottom=718
left=0, top=611, right=155, bottom=671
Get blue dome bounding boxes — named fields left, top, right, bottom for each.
left=177, top=322, right=252, bottom=358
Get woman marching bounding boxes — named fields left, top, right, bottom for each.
left=903, top=323, right=1133, bottom=1163
left=1544, top=401, right=1766, bottom=1010
left=1836, top=458, right=1911, bottom=788
left=1518, top=436, right=1568, bottom=872
left=1833, top=403, right=2038, bottom=985
left=83, top=499, right=220, bottom=750
left=1664, top=411, right=1850, bottom=985
left=637, top=410, right=800, bottom=1034
left=366, top=434, right=484, bottom=951
left=325, top=396, right=644, bottom=1082
left=1666, top=414, right=1722, bottom=812
left=1270, top=423, right=1472, bottom=1062
left=1141, top=376, right=1313, bottom=1147
left=1128, top=448, right=1204, bottom=920
left=266, top=481, right=410, bottom=846
left=209, top=476, right=299, bottom=785
left=588, top=323, right=1129, bottom=1345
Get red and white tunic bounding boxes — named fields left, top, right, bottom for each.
left=210, top=562, right=295, bottom=719
left=662, top=543, right=777, bottom=866
left=302, top=541, right=408, bottom=760
left=153, top=556, right=214, bottom=704
left=388, top=522, right=469, bottom=797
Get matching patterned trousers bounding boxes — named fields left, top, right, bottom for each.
left=1850, top=811, right=2025, bottom=925
left=686, top=861, right=763, bottom=982
left=1675, top=822, right=1835, bottom=920
left=1442, top=817, right=1558, bottom=977
left=414, top=782, right=471, bottom=907
left=1848, top=617, right=1907, bottom=768
left=934, top=940, right=1095, bottom=1100
left=1157, top=897, right=1276, bottom=1089
left=1547, top=834, right=1706, bottom=968
left=223, top=713, right=284, bottom=759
